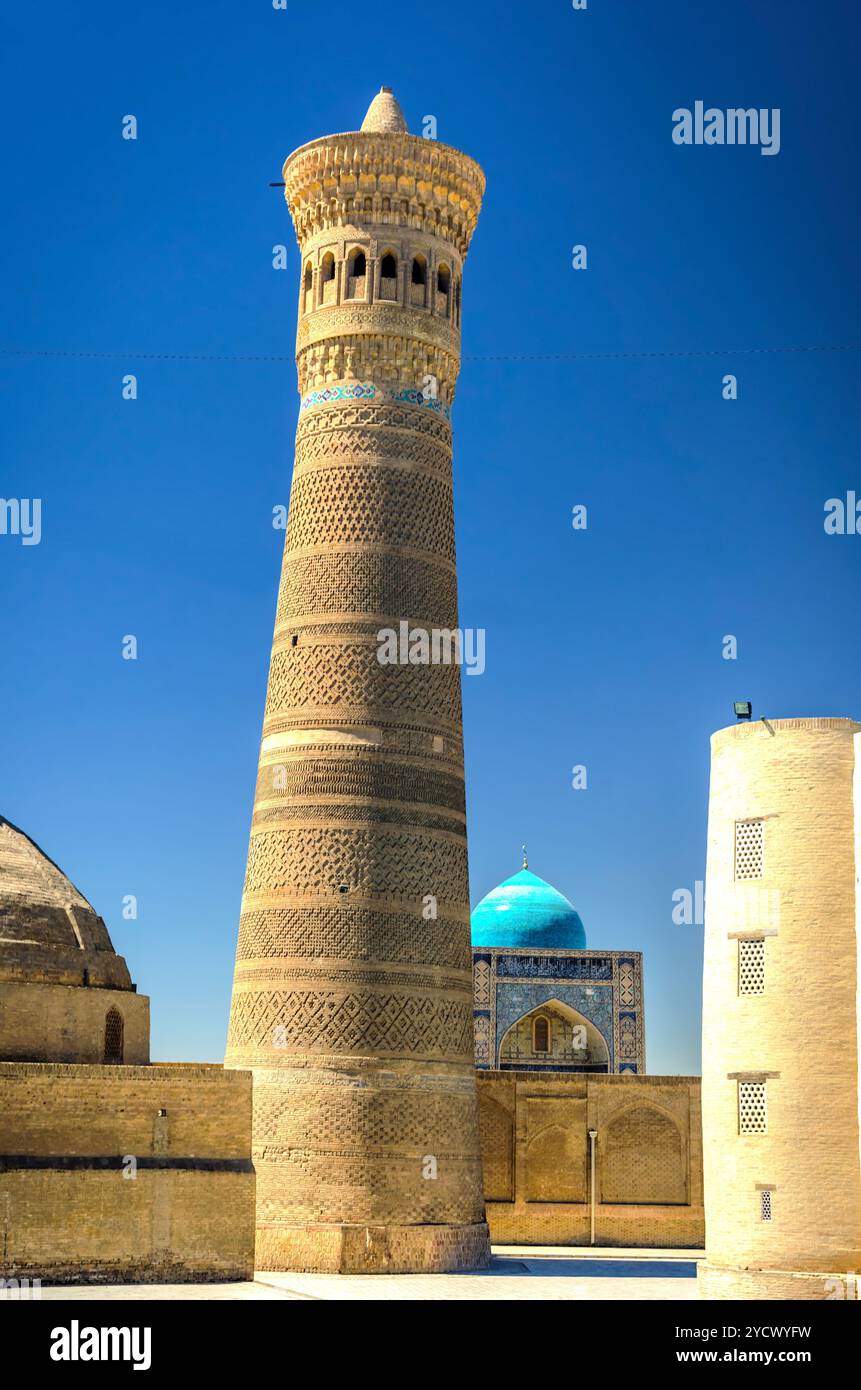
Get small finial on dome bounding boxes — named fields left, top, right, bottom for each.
left=361, top=86, right=409, bottom=135
left=522, top=843, right=528, bottom=870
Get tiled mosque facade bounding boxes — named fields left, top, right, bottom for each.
left=473, top=949, right=645, bottom=1075
left=469, top=863, right=702, bottom=1246
left=471, top=866, right=645, bottom=1074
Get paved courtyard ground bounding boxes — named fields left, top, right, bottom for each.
left=37, top=1246, right=703, bottom=1301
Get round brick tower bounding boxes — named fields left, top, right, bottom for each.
left=699, top=717, right=861, bottom=1299
left=224, top=88, right=490, bottom=1273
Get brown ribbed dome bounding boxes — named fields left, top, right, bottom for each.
left=0, top=816, right=133, bottom=990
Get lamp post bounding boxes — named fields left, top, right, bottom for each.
left=588, top=1129, right=598, bottom=1246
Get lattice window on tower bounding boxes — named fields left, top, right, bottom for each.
left=760, top=1189, right=773, bottom=1222
left=738, top=938, right=766, bottom=995
left=738, top=1081, right=767, bottom=1134
left=104, top=1007, right=124, bottom=1064
left=735, top=819, right=764, bottom=879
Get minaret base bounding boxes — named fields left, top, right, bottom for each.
left=698, top=1261, right=860, bottom=1301
left=256, top=1220, right=491, bottom=1274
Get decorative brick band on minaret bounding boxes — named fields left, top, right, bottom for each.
left=224, top=89, right=490, bottom=1273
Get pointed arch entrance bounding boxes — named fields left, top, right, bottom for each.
left=498, top=999, right=609, bottom=1072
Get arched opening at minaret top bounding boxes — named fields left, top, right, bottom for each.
left=347, top=248, right=367, bottom=298
left=380, top=252, right=398, bottom=300
left=436, top=263, right=451, bottom=317
left=320, top=252, right=336, bottom=306
left=411, top=254, right=427, bottom=307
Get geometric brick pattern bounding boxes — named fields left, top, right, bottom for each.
left=525, top=1098, right=586, bottom=1203
left=235, top=906, right=471, bottom=968
left=284, top=463, right=455, bottom=559
left=618, top=960, right=637, bottom=1007
left=473, top=958, right=491, bottom=1007
left=618, top=1012, right=638, bottom=1061
left=226, top=989, right=474, bottom=1058
left=275, top=551, right=458, bottom=628
left=294, top=398, right=453, bottom=453
left=251, top=1083, right=479, bottom=1152
left=473, top=1012, right=491, bottom=1066
left=264, top=643, right=462, bottom=724
left=294, top=417, right=452, bottom=476
left=253, top=755, right=466, bottom=815
left=250, top=801, right=463, bottom=836
left=243, top=825, right=469, bottom=902
left=477, top=1094, right=514, bottom=1200
left=601, top=1104, right=687, bottom=1205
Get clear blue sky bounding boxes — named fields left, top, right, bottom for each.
left=3, top=0, right=859, bottom=1074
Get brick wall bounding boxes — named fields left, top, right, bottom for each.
left=0, top=981, right=150, bottom=1064
left=477, top=1071, right=703, bottom=1247
left=0, top=1062, right=255, bottom=1282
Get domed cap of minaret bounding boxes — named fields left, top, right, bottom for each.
left=361, top=86, right=409, bottom=134
left=0, top=815, right=134, bottom=990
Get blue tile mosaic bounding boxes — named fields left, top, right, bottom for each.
left=496, top=955, right=613, bottom=981
left=494, top=981, right=614, bottom=1068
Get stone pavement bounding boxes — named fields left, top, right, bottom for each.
left=35, top=1247, right=702, bottom=1301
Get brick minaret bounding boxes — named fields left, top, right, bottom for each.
left=225, top=88, right=490, bottom=1273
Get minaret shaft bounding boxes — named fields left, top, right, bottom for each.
left=225, top=92, right=490, bottom=1273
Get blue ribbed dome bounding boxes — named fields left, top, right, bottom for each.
left=471, top=868, right=586, bottom=949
